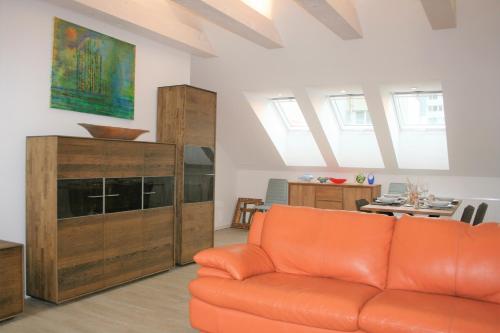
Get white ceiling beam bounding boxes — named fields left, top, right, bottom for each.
left=420, top=0, right=457, bottom=30
left=173, top=0, right=283, bottom=49
left=294, top=0, right=362, bottom=40
left=292, top=88, right=339, bottom=168
left=44, top=0, right=216, bottom=57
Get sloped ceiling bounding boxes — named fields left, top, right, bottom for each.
left=189, top=0, right=500, bottom=177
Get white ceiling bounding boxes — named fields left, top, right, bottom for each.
left=190, top=0, right=500, bottom=177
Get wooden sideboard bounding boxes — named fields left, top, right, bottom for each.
left=157, top=85, right=216, bottom=265
left=0, top=241, right=23, bottom=321
left=26, top=136, right=176, bottom=303
left=289, top=182, right=381, bottom=211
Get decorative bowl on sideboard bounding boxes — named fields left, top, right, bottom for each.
left=330, top=178, right=347, bottom=184
left=78, top=123, right=149, bottom=140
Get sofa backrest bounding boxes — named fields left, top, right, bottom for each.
left=387, top=215, right=500, bottom=304
left=248, top=212, right=266, bottom=246
left=260, top=205, right=396, bottom=289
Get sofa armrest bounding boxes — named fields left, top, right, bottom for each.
left=194, top=243, right=275, bottom=280
left=197, top=267, right=232, bottom=279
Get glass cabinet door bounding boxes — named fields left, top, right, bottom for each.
left=57, top=179, right=103, bottom=219
left=104, top=177, right=142, bottom=213
left=184, top=145, right=215, bottom=203
left=143, top=176, right=174, bottom=209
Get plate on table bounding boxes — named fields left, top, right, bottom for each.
left=435, top=197, right=454, bottom=202
left=429, top=200, right=452, bottom=208
left=375, top=197, right=400, bottom=204
left=383, top=193, right=402, bottom=198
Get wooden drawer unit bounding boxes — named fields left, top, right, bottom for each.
left=289, top=184, right=316, bottom=207
left=27, top=136, right=176, bottom=303
left=104, top=140, right=144, bottom=178
left=288, top=182, right=381, bottom=212
left=315, top=187, right=343, bottom=202
left=315, top=200, right=343, bottom=210
left=58, top=137, right=104, bottom=179
left=0, top=241, right=23, bottom=321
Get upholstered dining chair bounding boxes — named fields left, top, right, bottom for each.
left=355, top=198, right=394, bottom=216
left=472, top=202, right=488, bottom=226
left=460, top=205, right=475, bottom=224
left=388, top=182, right=408, bottom=195
left=355, top=199, right=369, bottom=212
left=254, top=178, right=289, bottom=212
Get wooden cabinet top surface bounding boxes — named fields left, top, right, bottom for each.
left=289, top=182, right=381, bottom=188
left=158, top=84, right=216, bottom=94
left=26, top=135, right=174, bottom=146
left=0, top=240, right=23, bottom=250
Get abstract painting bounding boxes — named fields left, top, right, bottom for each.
left=50, top=18, right=136, bottom=119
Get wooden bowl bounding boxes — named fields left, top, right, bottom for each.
left=78, top=123, right=149, bottom=140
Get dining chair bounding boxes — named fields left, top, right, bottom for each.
left=355, top=199, right=369, bottom=211
left=355, top=198, right=394, bottom=216
left=472, top=202, right=488, bottom=226
left=460, top=205, right=475, bottom=224
left=254, top=178, right=289, bottom=212
left=388, top=182, right=408, bottom=195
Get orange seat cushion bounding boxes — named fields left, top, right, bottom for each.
left=359, top=290, right=500, bottom=333
left=190, top=273, right=381, bottom=331
left=191, top=298, right=365, bottom=333
left=388, top=216, right=500, bottom=304
left=261, top=205, right=396, bottom=289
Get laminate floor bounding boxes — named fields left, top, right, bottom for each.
left=0, top=228, right=247, bottom=333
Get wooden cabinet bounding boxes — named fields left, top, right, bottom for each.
left=157, top=85, right=216, bottom=265
left=0, top=241, right=23, bottom=321
left=289, top=182, right=381, bottom=211
left=27, top=136, right=175, bottom=303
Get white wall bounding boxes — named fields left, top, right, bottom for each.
left=0, top=0, right=191, bottom=243
left=190, top=0, right=500, bottom=226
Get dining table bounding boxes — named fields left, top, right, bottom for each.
left=360, top=199, right=462, bottom=217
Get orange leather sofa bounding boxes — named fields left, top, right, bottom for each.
left=189, top=205, right=500, bottom=333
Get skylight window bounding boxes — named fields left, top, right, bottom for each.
left=329, top=94, right=373, bottom=130
left=383, top=86, right=449, bottom=170
left=272, top=98, right=309, bottom=130
left=392, top=91, right=445, bottom=130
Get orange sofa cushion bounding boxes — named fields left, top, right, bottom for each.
left=189, top=273, right=380, bottom=332
left=191, top=298, right=365, bottom=333
left=359, top=290, right=500, bottom=333
left=388, top=216, right=500, bottom=304
left=456, top=222, right=500, bottom=304
left=194, top=244, right=275, bottom=280
left=260, top=205, right=396, bottom=289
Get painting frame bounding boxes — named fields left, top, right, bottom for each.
left=50, top=17, right=136, bottom=119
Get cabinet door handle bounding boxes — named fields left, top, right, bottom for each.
left=88, top=195, right=104, bottom=198
left=204, top=174, right=215, bottom=176
left=105, top=194, right=120, bottom=197
left=144, top=192, right=156, bottom=195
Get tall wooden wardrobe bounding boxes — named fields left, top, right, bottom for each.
left=157, top=85, right=216, bottom=264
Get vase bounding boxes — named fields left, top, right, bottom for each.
left=355, top=174, right=366, bottom=184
